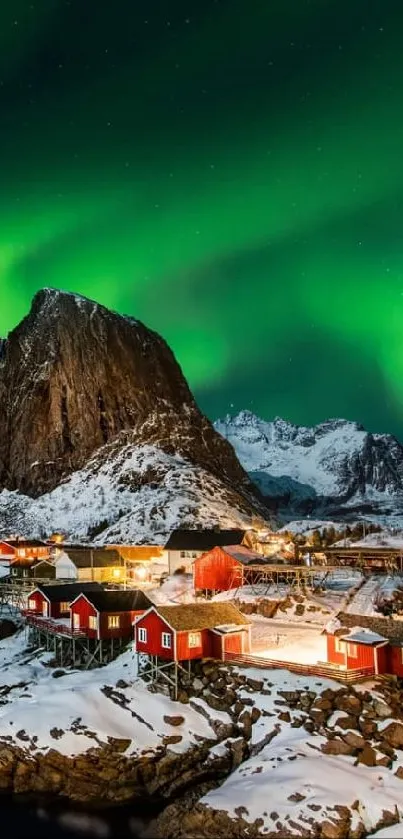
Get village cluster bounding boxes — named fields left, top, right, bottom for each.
left=1, top=527, right=403, bottom=692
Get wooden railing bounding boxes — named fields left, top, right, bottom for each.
left=24, top=613, right=86, bottom=637
left=223, top=652, right=375, bottom=683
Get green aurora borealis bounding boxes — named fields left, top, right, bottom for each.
left=1, top=0, right=403, bottom=435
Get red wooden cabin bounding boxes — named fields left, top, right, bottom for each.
left=326, top=627, right=389, bottom=675
left=70, top=589, right=153, bottom=640
left=193, top=545, right=268, bottom=592
left=26, top=582, right=103, bottom=619
left=134, top=602, right=251, bottom=662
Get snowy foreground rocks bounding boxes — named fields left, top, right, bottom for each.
left=1, top=634, right=403, bottom=836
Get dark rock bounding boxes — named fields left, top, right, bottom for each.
left=52, top=670, right=67, bottom=679
left=0, top=289, right=262, bottom=517
left=163, top=716, right=185, bottom=727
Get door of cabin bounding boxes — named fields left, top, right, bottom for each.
left=73, top=613, right=80, bottom=630
left=42, top=602, right=48, bottom=617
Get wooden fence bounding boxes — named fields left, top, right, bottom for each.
left=223, top=651, right=375, bottom=683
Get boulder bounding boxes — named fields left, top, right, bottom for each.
left=342, top=731, right=366, bottom=750
left=246, top=677, right=263, bottom=692
left=357, top=744, right=377, bottom=767
left=380, top=722, right=403, bottom=749
left=163, top=716, right=185, bottom=727
left=321, top=739, right=356, bottom=757
left=162, top=735, right=183, bottom=746
left=334, top=693, right=362, bottom=716
left=373, top=699, right=393, bottom=719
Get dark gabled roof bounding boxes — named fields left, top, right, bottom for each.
left=37, top=582, right=103, bottom=603
left=63, top=548, right=123, bottom=568
left=78, top=589, right=153, bottom=613
left=164, top=529, right=247, bottom=551
left=154, top=602, right=251, bottom=632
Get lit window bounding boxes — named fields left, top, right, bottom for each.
left=347, top=643, right=357, bottom=658
left=334, top=637, right=344, bottom=653
left=112, top=569, right=121, bottom=578
left=138, top=627, right=147, bottom=643
left=89, top=616, right=97, bottom=630
left=59, top=602, right=70, bottom=614
left=19, top=549, right=26, bottom=558
left=28, top=599, right=36, bottom=610
left=162, top=632, right=172, bottom=649
left=108, top=615, right=120, bottom=629
left=188, top=632, right=201, bottom=648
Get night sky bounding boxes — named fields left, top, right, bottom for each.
left=1, top=1, right=403, bottom=436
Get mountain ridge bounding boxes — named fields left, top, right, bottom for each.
left=214, top=410, right=403, bottom=524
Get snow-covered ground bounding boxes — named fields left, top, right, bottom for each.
left=0, top=632, right=218, bottom=757
left=201, top=667, right=403, bottom=836
left=346, top=575, right=403, bottom=616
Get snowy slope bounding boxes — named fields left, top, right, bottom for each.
left=0, top=438, right=262, bottom=544
left=214, top=411, right=403, bottom=524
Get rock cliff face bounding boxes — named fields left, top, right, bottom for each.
left=0, top=289, right=255, bottom=500
left=214, top=411, right=403, bottom=524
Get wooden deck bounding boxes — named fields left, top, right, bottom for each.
left=223, top=651, right=375, bottom=683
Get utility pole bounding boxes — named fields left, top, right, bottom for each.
left=90, top=548, right=94, bottom=582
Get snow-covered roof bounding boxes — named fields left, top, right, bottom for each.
left=341, top=627, right=388, bottom=646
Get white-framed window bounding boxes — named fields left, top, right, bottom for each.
left=334, top=637, right=343, bottom=653
left=108, top=615, right=120, bottom=629
left=162, top=632, right=172, bottom=649
left=89, top=615, right=97, bottom=630
left=28, top=599, right=36, bottom=610
left=347, top=642, right=358, bottom=658
left=60, top=602, right=70, bottom=613
left=22, top=569, right=28, bottom=577
left=188, top=632, right=201, bottom=648
left=11, top=567, right=17, bottom=576
left=138, top=627, right=147, bottom=643
left=19, top=549, right=26, bottom=558
left=180, top=551, right=186, bottom=558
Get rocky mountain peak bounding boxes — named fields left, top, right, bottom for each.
left=214, top=410, right=403, bottom=524
left=0, top=290, right=257, bottom=502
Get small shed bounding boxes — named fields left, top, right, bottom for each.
left=9, top=558, right=56, bottom=579
left=326, top=626, right=389, bottom=674
left=70, top=589, right=153, bottom=639
left=193, top=544, right=268, bottom=593
left=134, top=601, right=251, bottom=662
left=26, top=582, right=103, bottom=619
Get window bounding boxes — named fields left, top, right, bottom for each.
left=138, top=627, right=147, bottom=643
left=112, top=568, right=121, bottom=578
left=60, top=602, right=70, bottom=614
left=11, top=568, right=17, bottom=576
left=19, top=549, right=26, bottom=558
left=108, top=615, right=120, bottom=629
left=334, top=637, right=344, bottom=653
left=192, top=552, right=198, bottom=558
left=28, top=599, right=36, bottom=611
left=89, top=615, right=97, bottom=630
left=22, top=569, right=28, bottom=577
left=188, top=632, right=201, bottom=648
left=347, top=643, right=357, bottom=658
left=162, top=632, right=172, bottom=649
left=180, top=551, right=186, bottom=558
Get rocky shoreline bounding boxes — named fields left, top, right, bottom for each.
left=1, top=661, right=403, bottom=838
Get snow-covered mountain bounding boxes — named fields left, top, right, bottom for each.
left=0, top=290, right=271, bottom=542
left=214, top=411, right=403, bottom=524
left=0, top=429, right=261, bottom=544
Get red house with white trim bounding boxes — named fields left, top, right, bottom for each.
left=193, top=545, right=270, bottom=593
left=134, top=602, right=251, bottom=662
left=26, top=582, right=103, bottom=619
left=70, top=589, right=153, bottom=640
left=326, top=626, right=389, bottom=675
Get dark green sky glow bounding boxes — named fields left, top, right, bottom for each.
left=1, top=0, right=403, bottom=435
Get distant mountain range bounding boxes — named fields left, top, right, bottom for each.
left=214, top=411, right=403, bottom=526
